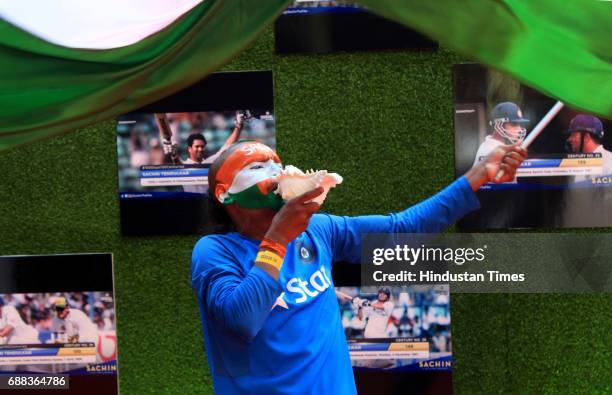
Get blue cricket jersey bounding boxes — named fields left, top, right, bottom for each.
left=191, top=177, right=480, bottom=395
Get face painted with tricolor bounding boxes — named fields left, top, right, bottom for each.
left=214, top=142, right=284, bottom=210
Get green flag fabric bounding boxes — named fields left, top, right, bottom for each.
left=0, top=0, right=610, bottom=151
left=0, top=0, right=290, bottom=151
left=361, top=0, right=612, bottom=117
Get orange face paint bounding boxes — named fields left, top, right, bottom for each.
left=216, top=142, right=281, bottom=187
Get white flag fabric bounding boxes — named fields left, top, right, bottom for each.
left=0, top=0, right=203, bottom=49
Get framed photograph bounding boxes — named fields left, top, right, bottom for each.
left=337, top=285, right=451, bottom=369
left=115, top=71, right=275, bottom=235
left=0, top=254, right=117, bottom=395
left=333, top=267, right=452, bottom=394
left=274, top=1, right=437, bottom=54
left=454, top=63, right=612, bottom=229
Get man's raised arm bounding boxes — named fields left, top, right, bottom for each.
left=310, top=144, right=527, bottom=263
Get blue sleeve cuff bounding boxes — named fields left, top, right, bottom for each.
left=456, top=176, right=481, bottom=212
left=250, top=265, right=284, bottom=294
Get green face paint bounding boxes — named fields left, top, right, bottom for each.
left=225, top=183, right=284, bottom=211
left=219, top=158, right=284, bottom=210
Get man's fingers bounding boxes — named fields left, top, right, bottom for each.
left=493, top=144, right=527, bottom=182
left=503, top=163, right=517, bottom=176
left=505, top=144, right=528, bottom=158
left=502, top=156, right=520, bottom=168
left=494, top=164, right=509, bottom=182
left=504, top=151, right=525, bottom=163
left=294, top=186, right=325, bottom=204
left=495, top=163, right=515, bottom=182
left=303, top=201, right=322, bottom=214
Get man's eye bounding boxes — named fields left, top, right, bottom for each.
left=250, top=165, right=263, bottom=170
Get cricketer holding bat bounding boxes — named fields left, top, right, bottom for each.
left=473, top=102, right=530, bottom=167
left=357, top=287, right=394, bottom=339
left=155, top=112, right=245, bottom=167
left=191, top=140, right=526, bottom=394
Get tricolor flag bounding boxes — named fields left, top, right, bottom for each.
left=361, top=0, right=612, bottom=117
left=0, top=0, right=609, bottom=150
left=0, top=0, right=290, bottom=150
left=1, top=0, right=204, bottom=49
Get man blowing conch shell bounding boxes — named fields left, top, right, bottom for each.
left=191, top=140, right=526, bottom=395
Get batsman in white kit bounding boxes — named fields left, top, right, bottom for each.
left=0, top=298, right=39, bottom=345
left=52, top=297, right=99, bottom=345
left=357, top=287, right=395, bottom=338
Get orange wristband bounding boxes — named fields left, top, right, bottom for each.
left=260, top=238, right=287, bottom=258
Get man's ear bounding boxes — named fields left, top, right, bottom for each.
left=586, top=133, right=596, bottom=145
left=215, top=183, right=234, bottom=205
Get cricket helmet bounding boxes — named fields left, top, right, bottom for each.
left=489, top=102, right=530, bottom=144
left=378, top=287, right=391, bottom=299
left=53, top=297, right=68, bottom=311
left=566, top=114, right=604, bottom=140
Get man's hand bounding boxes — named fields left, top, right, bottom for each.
left=265, top=187, right=324, bottom=247
left=161, top=139, right=177, bottom=155
left=235, top=111, right=245, bottom=130
left=466, top=144, right=528, bottom=191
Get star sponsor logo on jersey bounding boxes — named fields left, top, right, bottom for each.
left=275, top=266, right=333, bottom=309
left=271, top=293, right=289, bottom=310
left=286, top=266, right=332, bottom=304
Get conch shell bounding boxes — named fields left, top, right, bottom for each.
left=274, top=165, right=343, bottom=204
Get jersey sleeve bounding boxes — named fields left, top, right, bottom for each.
left=202, top=136, right=234, bottom=164
left=309, top=176, right=480, bottom=263
left=6, top=307, right=22, bottom=327
left=191, top=236, right=284, bottom=343
left=202, top=149, right=223, bottom=164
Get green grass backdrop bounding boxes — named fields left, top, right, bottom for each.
left=1, top=27, right=610, bottom=394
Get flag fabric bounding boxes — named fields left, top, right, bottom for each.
left=0, top=0, right=610, bottom=151
left=0, top=0, right=291, bottom=150
left=0, top=0, right=203, bottom=49
left=361, top=0, right=612, bottom=117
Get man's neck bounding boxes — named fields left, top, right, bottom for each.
left=491, top=133, right=506, bottom=143
left=230, top=210, right=275, bottom=241
left=587, top=143, right=602, bottom=153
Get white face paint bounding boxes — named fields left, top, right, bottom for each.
left=227, top=160, right=282, bottom=194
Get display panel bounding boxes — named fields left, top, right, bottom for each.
left=337, top=285, right=451, bottom=371
left=454, top=63, right=612, bottom=229
left=115, top=71, right=275, bottom=236
left=274, top=1, right=437, bottom=54
left=0, top=254, right=117, bottom=395
left=333, top=265, right=452, bottom=394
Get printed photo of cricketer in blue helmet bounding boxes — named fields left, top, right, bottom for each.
left=454, top=63, right=612, bottom=229
left=563, top=114, right=612, bottom=182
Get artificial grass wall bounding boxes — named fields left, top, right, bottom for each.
left=1, top=27, right=610, bottom=394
